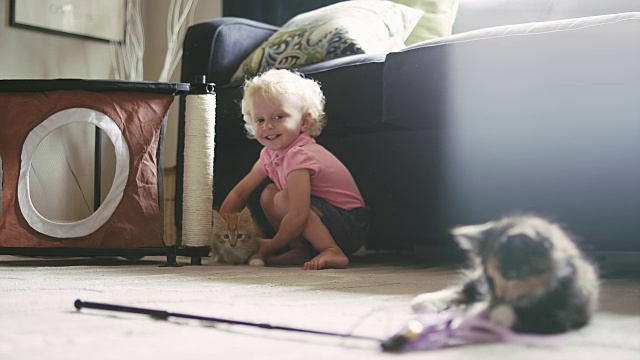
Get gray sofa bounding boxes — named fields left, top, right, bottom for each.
left=177, top=0, right=640, bottom=252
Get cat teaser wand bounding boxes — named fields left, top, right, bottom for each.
left=74, top=299, right=380, bottom=343
left=75, top=300, right=555, bottom=352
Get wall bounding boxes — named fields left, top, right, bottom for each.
left=0, top=0, right=113, bottom=78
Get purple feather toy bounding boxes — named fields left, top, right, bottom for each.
left=382, top=308, right=561, bottom=352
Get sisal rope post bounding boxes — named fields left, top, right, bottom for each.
left=182, top=82, right=215, bottom=248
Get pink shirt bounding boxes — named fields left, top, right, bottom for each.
left=257, top=133, right=365, bottom=210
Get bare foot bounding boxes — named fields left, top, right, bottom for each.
left=266, top=246, right=310, bottom=266
left=303, top=247, right=349, bottom=270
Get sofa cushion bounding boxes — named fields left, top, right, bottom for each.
left=392, top=0, right=460, bottom=45
left=230, top=0, right=422, bottom=82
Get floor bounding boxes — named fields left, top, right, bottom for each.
left=0, top=252, right=638, bottom=360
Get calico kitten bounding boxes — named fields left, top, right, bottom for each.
left=212, top=208, right=264, bottom=266
left=411, top=214, right=599, bottom=334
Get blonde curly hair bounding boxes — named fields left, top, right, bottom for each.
left=241, top=69, right=327, bottom=139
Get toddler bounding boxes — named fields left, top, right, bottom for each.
left=220, top=69, right=369, bottom=270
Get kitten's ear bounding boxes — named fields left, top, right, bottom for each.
left=212, top=209, right=225, bottom=225
left=451, top=221, right=495, bottom=251
left=238, top=207, right=252, bottom=224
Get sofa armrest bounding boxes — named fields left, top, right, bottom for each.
left=181, top=17, right=278, bottom=86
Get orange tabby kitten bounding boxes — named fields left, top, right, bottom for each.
left=212, top=208, right=264, bottom=266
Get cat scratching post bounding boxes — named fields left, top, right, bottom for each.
left=181, top=78, right=215, bottom=263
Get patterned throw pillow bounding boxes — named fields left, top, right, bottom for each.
left=230, top=0, right=423, bottom=83
left=391, top=0, right=459, bottom=45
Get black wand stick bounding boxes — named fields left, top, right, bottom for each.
left=74, top=299, right=382, bottom=343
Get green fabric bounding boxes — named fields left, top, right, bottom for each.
left=391, top=0, right=459, bottom=45
left=231, top=0, right=423, bottom=83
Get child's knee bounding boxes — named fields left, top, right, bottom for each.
left=260, top=184, right=278, bottom=208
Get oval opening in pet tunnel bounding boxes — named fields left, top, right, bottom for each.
left=29, top=122, right=117, bottom=222
left=17, top=108, right=130, bottom=238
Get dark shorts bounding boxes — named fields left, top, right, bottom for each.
left=306, top=196, right=370, bottom=256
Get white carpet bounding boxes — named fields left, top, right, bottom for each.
left=1, top=254, right=639, bottom=360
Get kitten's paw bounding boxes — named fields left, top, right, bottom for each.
left=489, top=304, right=516, bottom=328
left=248, top=258, right=265, bottom=267
left=410, top=288, right=458, bottom=313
